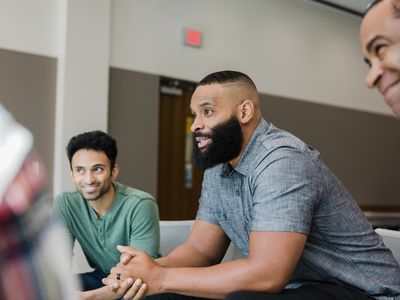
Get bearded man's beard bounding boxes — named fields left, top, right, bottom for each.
left=192, top=115, right=243, bottom=170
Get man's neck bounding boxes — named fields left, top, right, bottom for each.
left=230, top=118, right=260, bottom=168
left=89, top=183, right=116, bottom=218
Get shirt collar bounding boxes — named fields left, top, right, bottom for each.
left=220, top=118, right=269, bottom=177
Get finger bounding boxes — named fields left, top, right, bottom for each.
left=108, top=266, right=124, bottom=279
left=103, top=278, right=120, bottom=292
left=109, top=267, right=116, bottom=277
left=102, top=277, right=111, bottom=286
left=118, top=277, right=134, bottom=293
left=123, top=278, right=143, bottom=300
left=117, top=245, right=140, bottom=256
left=133, top=283, right=147, bottom=300
left=120, top=252, right=133, bottom=264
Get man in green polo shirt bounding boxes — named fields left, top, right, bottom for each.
left=53, top=130, right=160, bottom=299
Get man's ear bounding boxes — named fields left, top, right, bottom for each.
left=237, top=99, right=254, bottom=124
left=111, top=164, right=120, bottom=180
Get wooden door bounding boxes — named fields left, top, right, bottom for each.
left=157, top=77, right=204, bottom=220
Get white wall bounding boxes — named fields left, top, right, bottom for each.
left=0, top=0, right=59, bottom=57
left=110, top=0, right=391, bottom=115
left=0, top=0, right=111, bottom=195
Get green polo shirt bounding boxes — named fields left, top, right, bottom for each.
left=53, top=181, right=160, bottom=274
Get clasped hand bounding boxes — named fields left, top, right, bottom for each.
left=102, top=245, right=163, bottom=300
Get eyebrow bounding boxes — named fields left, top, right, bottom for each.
left=91, top=164, right=105, bottom=168
left=73, top=163, right=106, bottom=169
left=366, top=35, right=388, bottom=53
left=190, top=100, right=213, bottom=112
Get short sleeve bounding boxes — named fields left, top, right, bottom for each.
left=129, top=199, right=160, bottom=259
left=250, top=148, right=319, bottom=235
left=52, top=193, right=75, bottom=249
left=195, top=169, right=220, bottom=225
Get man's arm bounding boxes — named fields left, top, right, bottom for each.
left=52, top=194, right=75, bottom=253
left=80, top=278, right=143, bottom=300
left=158, top=231, right=306, bottom=298
left=156, top=220, right=231, bottom=268
left=108, top=230, right=306, bottom=299
left=129, top=199, right=160, bottom=258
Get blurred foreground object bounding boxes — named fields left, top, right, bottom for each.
left=0, top=104, right=78, bottom=299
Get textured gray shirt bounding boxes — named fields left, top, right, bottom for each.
left=196, top=118, right=400, bottom=300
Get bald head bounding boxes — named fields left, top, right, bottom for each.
left=363, top=0, right=400, bottom=18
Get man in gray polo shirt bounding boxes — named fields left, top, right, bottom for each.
left=106, top=71, right=400, bottom=300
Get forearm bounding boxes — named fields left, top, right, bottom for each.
left=158, top=258, right=280, bottom=299
left=80, top=287, right=110, bottom=300
left=156, top=242, right=220, bottom=268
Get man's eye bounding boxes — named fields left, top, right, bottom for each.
left=76, top=168, right=85, bottom=175
left=375, top=44, right=388, bottom=59
left=204, top=109, right=212, bottom=116
left=94, top=167, right=104, bottom=173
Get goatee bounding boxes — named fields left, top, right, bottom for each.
left=193, top=115, right=243, bottom=170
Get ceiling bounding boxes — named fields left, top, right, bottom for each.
left=311, top=0, right=373, bottom=16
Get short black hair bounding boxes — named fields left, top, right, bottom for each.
left=66, top=130, right=117, bottom=169
left=198, top=70, right=257, bottom=91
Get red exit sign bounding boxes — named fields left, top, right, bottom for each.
left=184, top=28, right=202, bottom=48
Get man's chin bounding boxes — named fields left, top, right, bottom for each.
left=392, top=103, right=400, bottom=118
left=199, top=146, right=210, bottom=154
left=82, top=193, right=100, bottom=201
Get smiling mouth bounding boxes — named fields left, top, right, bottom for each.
left=83, top=185, right=99, bottom=193
left=196, top=136, right=212, bottom=150
left=382, top=79, right=400, bottom=100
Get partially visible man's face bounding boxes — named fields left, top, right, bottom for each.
left=71, top=149, right=117, bottom=201
left=360, top=0, right=400, bottom=117
left=190, top=84, right=244, bottom=170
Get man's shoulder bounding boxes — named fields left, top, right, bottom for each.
left=115, top=182, right=155, bottom=203
left=241, top=122, right=321, bottom=176
left=257, top=123, right=309, bottom=153
left=55, top=190, right=81, bottom=202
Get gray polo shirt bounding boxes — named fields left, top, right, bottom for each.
left=196, top=118, right=400, bottom=300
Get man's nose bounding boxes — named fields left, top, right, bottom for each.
left=84, top=171, right=95, bottom=183
left=191, top=116, right=203, bottom=133
left=365, top=61, right=383, bottom=89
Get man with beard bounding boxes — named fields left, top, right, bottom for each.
left=105, top=71, right=400, bottom=300
left=360, top=0, right=400, bottom=117
left=53, top=130, right=160, bottom=299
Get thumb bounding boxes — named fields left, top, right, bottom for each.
left=117, top=245, right=139, bottom=255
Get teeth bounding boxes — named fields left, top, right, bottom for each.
left=196, top=137, right=211, bottom=148
left=84, top=186, right=97, bottom=193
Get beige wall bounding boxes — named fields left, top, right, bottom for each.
left=108, top=68, right=160, bottom=197
left=0, top=48, right=57, bottom=186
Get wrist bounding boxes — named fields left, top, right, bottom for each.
left=79, top=290, right=93, bottom=300
left=155, top=266, right=168, bottom=294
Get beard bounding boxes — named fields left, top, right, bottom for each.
left=193, top=115, right=243, bottom=170
left=79, top=179, right=113, bottom=202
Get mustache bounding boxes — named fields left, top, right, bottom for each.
left=194, top=132, right=213, bottom=139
